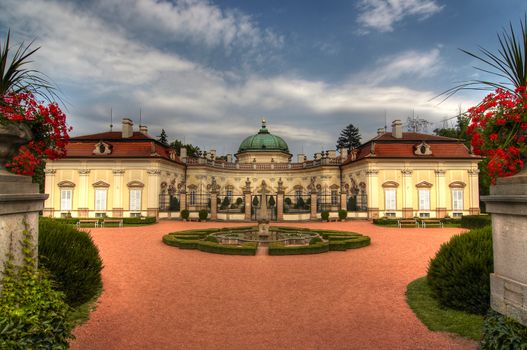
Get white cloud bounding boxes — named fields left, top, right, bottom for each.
left=95, top=0, right=283, bottom=50
left=0, top=0, right=473, bottom=156
left=357, top=0, right=443, bottom=33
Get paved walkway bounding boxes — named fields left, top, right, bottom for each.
left=70, top=221, right=477, bottom=350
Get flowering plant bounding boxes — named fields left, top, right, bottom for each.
left=0, top=92, right=70, bottom=176
left=467, top=86, right=527, bottom=183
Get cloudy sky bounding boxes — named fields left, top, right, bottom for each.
left=1, top=0, right=526, bottom=157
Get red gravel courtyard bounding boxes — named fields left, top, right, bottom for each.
left=70, top=220, right=477, bottom=350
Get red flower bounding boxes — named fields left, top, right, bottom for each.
left=489, top=133, right=498, bottom=141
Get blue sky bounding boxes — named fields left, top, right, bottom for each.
left=1, top=0, right=526, bottom=157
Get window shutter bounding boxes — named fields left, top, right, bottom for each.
left=95, top=189, right=107, bottom=211
left=61, top=189, right=72, bottom=210
left=419, top=190, right=430, bottom=210
left=130, top=189, right=141, bottom=211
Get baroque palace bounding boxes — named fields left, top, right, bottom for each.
left=43, top=118, right=481, bottom=221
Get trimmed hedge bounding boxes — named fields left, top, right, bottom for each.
left=197, top=241, right=257, bottom=255
left=40, top=216, right=156, bottom=225
left=461, top=215, right=491, bottom=228
left=39, top=218, right=103, bottom=308
left=372, top=218, right=400, bottom=226
left=481, top=310, right=527, bottom=349
left=198, top=209, right=208, bottom=221
left=338, top=209, right=347, bottom=220
left=328, top=236, right=371, bottom=250
left=180, top=209, right=190, bottom=220
left=268, top=241, right=329, bottom=255
left=321, top=211, right=330, bottom=221
left=427, top=226, right=493, bottom=315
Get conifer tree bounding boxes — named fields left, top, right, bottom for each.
left=336, top=124, right=361, bottom=150
left=158, top=129, right=168, bottom=145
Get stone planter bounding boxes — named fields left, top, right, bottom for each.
left=482, top=166, right=527, bottom=326
left=0, top=122, right=32, bottom=175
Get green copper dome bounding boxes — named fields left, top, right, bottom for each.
left=238, top=120, right=289, bottom=153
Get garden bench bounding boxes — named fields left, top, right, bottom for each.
left=421, top=220, right=443, bottom=228
left=77, top=219, right=99, bottom=227
left=102, top=219, right=123, bottom=227
left=397, top=219, right=418, bottom=228
left=188, top=217, right=200, bottom=222
left=328, top=217, right=339, bottom=222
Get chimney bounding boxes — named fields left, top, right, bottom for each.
left=328, top=150, right=336, bottom=159
left=179, top=147, right=187, bottom=160
left=377, top=128, right=385, bottom=136
left=392, top=119, right=403, bottom=139
left=297, top=153, right=305, bottom=163
left=340, top=147, right=348, bottom=160
left=314, top=152, right=322, bottom=160
left=209, top=149, right=216, bottom=160
left=122, top=118, right=133, bottom=138
left=226, top=154, right=232, bottom=163
left=139, top=125, right=148, bottom=134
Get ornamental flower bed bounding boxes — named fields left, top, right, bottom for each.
left=0, top=92, right=70, bottom=176
left=467, top=86, right=527, bottom=183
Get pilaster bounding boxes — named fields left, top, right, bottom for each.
left=78, top=169, right=90, bottom=217
left=435, top=169, right=447, bottom=218
left=468, top=168, right=480, bottom=215
left=112, top=169, right=125, bottom=217
left=43, top=169, right=56, bottom=216
left=366, top=169, right=379, bottom=219
left=402, top=169, right=413, bottom=218
left=146, top=169, right=160, bottom=220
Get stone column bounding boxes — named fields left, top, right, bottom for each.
left=1, top=173, right=48, bottom=280
left=366, top=169, right=379, bottom=219
left=468, top=169, right=480, bottom=215
left=310, top=192, right=317, bottom=219
left=340, top=188, right=348, bottom=211
left=112, top=169, right=125, bottom=217
left=276, top=190, right=284, bottom=221
left=78, top=169, right=90, bottom=217
left=179, top=191, right=186, bottom=212
left=435, top=169, right=447, bottom=218
left=244, top=191, right=252, bottom=221
left=402, top=169, right=413, bottom=218
left=43, top=169, right=56, bottom=217
left=146, top=169, right=160, bottom=220
left=210, top=190, right=218, bottom=220
left=482, top=170, right=527, bottom=326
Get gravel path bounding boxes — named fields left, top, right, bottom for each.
left=70, top=221, right=477, bottom=350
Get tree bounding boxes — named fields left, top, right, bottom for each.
left=336, top=124, right=361, bottom=150
left=406, top=115, right=432, bottom=133
left=433, top=114, right=471, bottom=148
left=157, top=129, right=168, bottom=145
left=169, top=139, right=200, bottom=158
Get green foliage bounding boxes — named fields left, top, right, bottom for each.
left=321, top=211, right=330, bottom=221
left=40, top=216, right=155, bottom=225
left=481, top=310, right=527, bottom=349
left=220, top=196, right=230, bottom=210
left=198, top=209, right=208, bottom=221
left=39, top=219, right=103, bottom=307
left=157, top=129, right=168, bottom=145
left=0, top=221, right=74, bottom=349
left=427, top=226, right=493, bottom=315
left=373, top=217, right=400, bottom=226
left=236, top=197, right=243, bottom=205
left=268, top=241, right=329, bottom=255
left=196, top=241, right=257, bottom=255
left=252, top=196, right=259, bottom=206
left=284, top=197, right=292, bottom=206
left=406, top=277, right=484, bottom=341
left=180, top=209, right=190, bottom=220
left=336, top=123, right=361, bottom=150
left=309, top=237, right=323, bottom=245
left=169, top=196, right=180, bottom=211
left=204, top=235, right=219, bottom=243
left=461, top=215, right=491, bottom=228
left=169, top=139, right=200, bottom=158
left=268, top=195, right=275, bottom=207
left=338, top=209, right=347, bottom=220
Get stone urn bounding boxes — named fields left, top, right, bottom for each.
left=0, top=122, right=32, bottom=175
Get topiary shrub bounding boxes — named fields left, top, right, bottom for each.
left=39, top=219, right=103, bottom=307
left=0, top=223, right=74, bottom=349
left=481, top=310, right=527, bottom=349
left=198, top=209, right=208, bottom=221
left=181, top=209, right=190, bottom=220
left=461, top=215, right=491, bottom=228
left=321, top=211, right=330, bottom=221
left=427, top=226, right=493, bottom=315
left=204, top=235, right=219, bottom=243
left=309, top=237, right=323, bottom=245
left=285, top=197, right=292, bottom=206
left=338, top=209, right=347, bottom=221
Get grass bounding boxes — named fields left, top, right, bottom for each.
left=67, top=288, right=102, bottom=326
left=406, top=276, right=484, bottom=341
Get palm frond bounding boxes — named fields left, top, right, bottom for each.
left=437, top=14, right=527, bottom=101
left=0, top=29, right=61, bottom=103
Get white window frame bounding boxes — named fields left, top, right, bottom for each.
left=452, top=188, right=464, bottom=210
left=95, top=188, right=107, bottom=211
left=385, top=188, right=396, bottom=211
left=418, top=189, right=430, bottom=211
left=189, top=189, right=196, bottom=205
left=331, top=190, right=338, bottom=205
left=60, top=188, right=73, bottom=211
left=130, top=189, right=142, bottom=211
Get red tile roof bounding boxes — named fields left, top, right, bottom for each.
left=71, top=131, right=153, bottom=141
